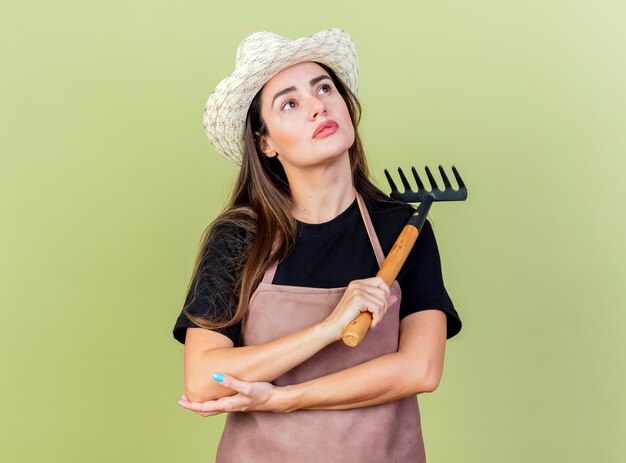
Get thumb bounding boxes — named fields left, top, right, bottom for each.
left=212, top=372, right=252, bottom=395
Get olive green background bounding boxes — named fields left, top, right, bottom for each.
left=2, top=1, right=625, bottom=462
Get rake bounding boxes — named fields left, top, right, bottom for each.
left=342, top=165, right=468, bottom=347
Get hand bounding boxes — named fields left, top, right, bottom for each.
left=323, top=276, right=397, bottom=340
left=177, top=373, right=277, bottom=417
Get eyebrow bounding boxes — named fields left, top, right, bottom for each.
left=271, top=75, right=331, bottom=107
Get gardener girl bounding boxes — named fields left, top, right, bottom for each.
left=173, top=28, right=462, bottom=462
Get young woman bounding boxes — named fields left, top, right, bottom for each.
left=173, top=28, right=462, bottom=462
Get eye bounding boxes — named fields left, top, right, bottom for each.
left=318, top=82, right=333, bottom=95
left=280, top=99, right=297, bottom=111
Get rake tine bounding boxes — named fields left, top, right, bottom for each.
left=384, top=169, right=398, bottom=193
left=438, top=165, right=452, bottom=190
left=424, top=165, right=439, bottom=192
left=385, top=165, right=467, bottom=202
left=397, top=168, right=412, bottom=192
left=410, top=167, right=426, bottom=191
left=451, top=165, right=465, bottom=190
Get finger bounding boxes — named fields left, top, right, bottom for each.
left=178, top=399, right=221, bottom=413
left=197, top=410, right=221, bottom=417
left=351, top=277, right=390, bottom=296
left=357, top=293, right=386, bottom=315
left=179, top=392, right=219, bottom=415
left=349, top=287, right=388, bottom=309
left=355, top=296, right=385, bottom=328
left=357, top=282, right=390, bottom=301
left=371, top=277, right=391, bottom=295
left=215, top=393, right=258, bottom=413
left=380, top=293, right=397, bottom=313
left=382, top=295, right=397, bottom=315
left=370, top=307, right=383, bottom=329
left=213, top=373, right=253, bottom=396
left=178, top=394, right=239, bottom=413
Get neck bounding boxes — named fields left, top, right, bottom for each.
left=286, top=153, right=355, bottom=224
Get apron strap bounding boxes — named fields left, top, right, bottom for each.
left=260, top=190, right=386, bottom=284
left=355, top=191, right=386, bottom=268
left=261, top=238, right=280, bottom=284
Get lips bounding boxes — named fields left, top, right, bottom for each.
left=313, top=120, right=339, bottom=138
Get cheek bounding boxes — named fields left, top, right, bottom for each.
left=268, top=120, right=304, bottom=151
left=340, top=108, right=355, bottom=141
left=338, top=103, right=353, bottom=130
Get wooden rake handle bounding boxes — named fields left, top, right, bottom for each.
left=342, top=164, right=467, bottom=346
left=341, top=218, right=420, bottom=347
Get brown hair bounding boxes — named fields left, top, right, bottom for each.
left=182, top=62, right=396, bottom=342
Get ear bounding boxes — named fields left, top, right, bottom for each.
left=254, top=132, right=278, bottom=158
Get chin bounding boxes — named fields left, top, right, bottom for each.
left=316, top=148, right=352, bottom=166
left=320, top=135, right=354, bottom=158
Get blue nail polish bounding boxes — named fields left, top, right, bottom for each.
left=212, top=372, right=225, bottom=383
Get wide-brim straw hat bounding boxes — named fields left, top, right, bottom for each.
left=203, top=28, right=359, bottom=165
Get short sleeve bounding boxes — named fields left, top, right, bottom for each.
left=397, top=219, right=462, bottom=339
left=172, top=224, right=247, bottom=346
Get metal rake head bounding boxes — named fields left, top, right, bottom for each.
left=384, top=165, right=468, bottom=203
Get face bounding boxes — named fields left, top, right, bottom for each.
left=256, top=62, right=355, bottom=171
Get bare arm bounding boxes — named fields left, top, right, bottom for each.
left=184, top=276, right=393, bottom=402
left=184, top=321, right=336, bottom=402
left=273, top=309, right=447, bottom=411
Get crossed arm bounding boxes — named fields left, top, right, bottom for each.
left=179, top=309, right=446, bottom=414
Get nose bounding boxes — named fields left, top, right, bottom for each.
left=307, top=95, right=326, bottom=120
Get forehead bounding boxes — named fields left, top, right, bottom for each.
left=260, top=62, right=329, bottom=98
